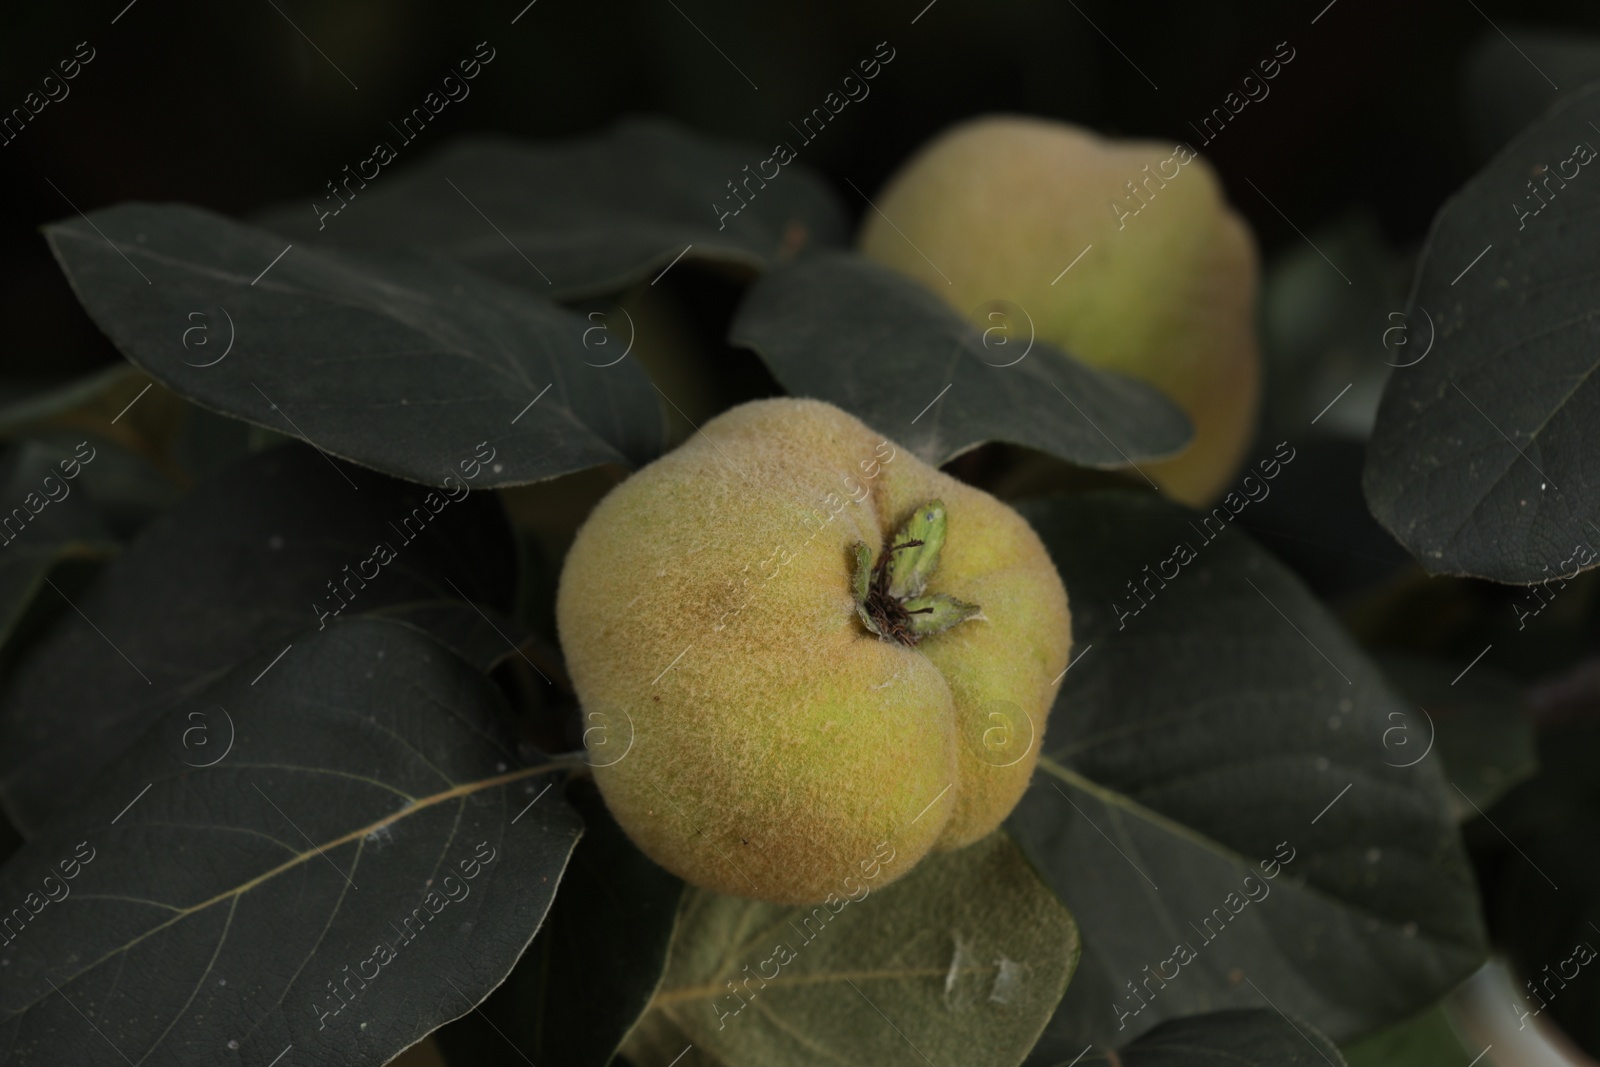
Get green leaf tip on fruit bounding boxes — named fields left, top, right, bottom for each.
left=851, top=500, right=979, bottom=647
left=887, top=499, right=947, bottom=599
left=850, top=539, right=877, bottom=634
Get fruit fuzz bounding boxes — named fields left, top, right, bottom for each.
left=556, top=399, right=1071, bottom=904
left=858, top=115, right=1262, bottom=506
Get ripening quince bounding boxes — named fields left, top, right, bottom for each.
left=556, top=399, right=1070, bottom=904
left=858, top=115, right=1261, bottom=506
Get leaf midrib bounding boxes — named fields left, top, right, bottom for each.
left=2, top=760, right=563, bottom=1018
left=650, top=963, right=1002, bottom=1011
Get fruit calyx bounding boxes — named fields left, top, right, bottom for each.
left=851, top=500, right=980, bottom=646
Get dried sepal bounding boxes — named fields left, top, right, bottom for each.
left=902, top=593, right=982, bottom=638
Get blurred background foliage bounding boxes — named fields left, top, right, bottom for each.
left=3, top=0, right=1597, bottom=390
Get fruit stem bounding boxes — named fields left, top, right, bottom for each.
left=863, top=540, right=926, bottom=646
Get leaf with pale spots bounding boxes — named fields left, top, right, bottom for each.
left=621, top=831, right=1078, bottom=1067
left=1365, top=82, right=1600, bottom=582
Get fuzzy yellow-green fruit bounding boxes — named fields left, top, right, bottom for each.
left=858, top=115, right=1261, bottom=506
left=556, top=398, right=1070, bottom=904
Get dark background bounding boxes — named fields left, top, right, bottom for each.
left=5, top=0, right=1598, bottom=385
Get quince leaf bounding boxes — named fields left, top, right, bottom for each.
left=1086, top=1009, right=1346, bottom=1067
left=0, top=443, right=515, bottom=834
left=434, top=781, right=686, bottom=1067
left=249, top=119, right=849, bottom=301
left=1365, top=81, right=1600, bottom=582
left=729, top=252, right=1193, bottom=470
left=621, top=831, right=1078, bottom=1067
left=45, top=202, right=665, bottom=490
left=0, top=618, right=582, bottom=1067
left=1011, top=490, right=1486, bottom=1053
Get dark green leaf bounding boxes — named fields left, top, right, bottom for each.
left=0, top=444, right=515, bottom=835
left=46, top=202, right=664, bottom=488
left=729, top=253, right=1193, bottom=469
left=435, top=780, right=684, bottom=1067
left=621, top=831, right=1078, bottom=1067
left=0, top=440, right=119, bottom=648
left=1031, top=1009, right=1346, bottom=1067
left=371, top=600, right=540, bottom=675
left=1009, top=491, right=1486, bottom=1050
left=251, top=119, right=849, bottom=301
left=1364, top=82, right=1600, bottom=583
left=0, top=618, right=581, bottom=1066
left=1126, top=1009, right=1345, bottom=1067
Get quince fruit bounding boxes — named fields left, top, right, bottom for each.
left=858, top=115, right=1261, bottom=505
left=556, top=398, right=1070, bottom=904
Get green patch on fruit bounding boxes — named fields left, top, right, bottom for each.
left=851, top=500, right=980, bottom=646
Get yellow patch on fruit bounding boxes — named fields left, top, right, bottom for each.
left=858, top=115, right=1261, bottom=506
left=556, top=399, right=1070, bottom=904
